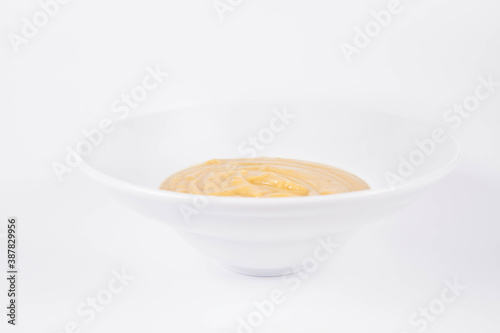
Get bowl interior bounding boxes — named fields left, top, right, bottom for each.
left=84, top=103, right=461, bottom=193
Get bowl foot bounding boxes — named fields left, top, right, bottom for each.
left=178, top=230, right=357, bottom=277
left=218, top=262, right=310, bottom=277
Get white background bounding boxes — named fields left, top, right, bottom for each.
left=1, top=0, right=499, bottom=332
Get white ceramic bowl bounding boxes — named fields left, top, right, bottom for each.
left=81, top=103, right=461, bottom=276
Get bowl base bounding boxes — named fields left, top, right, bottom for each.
left=218, top=262, right=309, bottom=277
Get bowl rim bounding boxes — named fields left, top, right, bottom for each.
left=80, top=102, right=462, bottom=207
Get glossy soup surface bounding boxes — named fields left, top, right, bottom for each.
left=160, top=157, right=370, bottom=198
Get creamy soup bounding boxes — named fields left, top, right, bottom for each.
left=160, top=157, right=369, bottom=198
